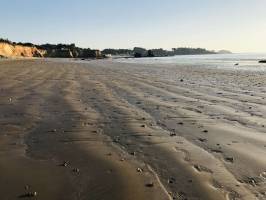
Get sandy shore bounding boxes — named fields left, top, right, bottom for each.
left=0, top=59, right=265, bottom=200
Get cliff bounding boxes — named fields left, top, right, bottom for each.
left=0, top=42, right=46, bottom=58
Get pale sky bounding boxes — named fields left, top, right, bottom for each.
left=1, top=0, right=266, bottom=52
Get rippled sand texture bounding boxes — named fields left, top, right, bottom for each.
left=0, top=59, right=266, bottom=200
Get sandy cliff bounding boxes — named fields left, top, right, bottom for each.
left=0, top=42, right=46, bottom=58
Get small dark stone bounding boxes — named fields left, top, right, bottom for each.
left=198, top=138, right=207, bottom=142
left=225, top=157, right=234, bottom=163
left=170, top=132, right=177, bottom=137
left=168, top=177, right=176, bottom=184
left=145, top=182, right=154, bottom=187
left=22, top=192, right=37, bottom=197
left=73, top=168, right=80, bottom=173
left=137, top=168, right=143, bottom=173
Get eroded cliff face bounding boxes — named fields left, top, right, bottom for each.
left=0, top=42, right=46, bottom=58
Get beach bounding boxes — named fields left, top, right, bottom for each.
left=0, top=59, right=265, bottom=200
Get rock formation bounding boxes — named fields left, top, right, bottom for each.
left=0, top=42, right=45, bottom=58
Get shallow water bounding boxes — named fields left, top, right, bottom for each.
left=116, top=53, right=266, bottom=71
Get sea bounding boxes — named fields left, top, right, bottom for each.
left=116, top=53, right=266, bottom=71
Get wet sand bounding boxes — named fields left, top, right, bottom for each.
left=0, top=59, right=265, bottom=199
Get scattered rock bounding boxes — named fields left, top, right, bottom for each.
left=180, top=79, right=184, bottom=82
left=113, top=138, right=120, bottom=143
left=225, top=157, right=234, bottom=163
left=145, top=182, right=154, bottom=187
left=21, top=191, right=38, bottom=198
left=246, top=177, right=259, bottom=187
left=141, top=125, right=146, bottom=128
left=170, top=132, right=177, bottom=137
left=259, top=60, right=266, bottom=63
left=73, top=168, right=80, bottom=173
left=198, top=138, right=207, bottom=142
left=203, top=130, right=208, bottom=133
left=168, top=177, right=176, bottom=184
left=137, top=168, right=143, bottom=173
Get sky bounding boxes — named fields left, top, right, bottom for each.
left=0, top=0, right=266, bottom=52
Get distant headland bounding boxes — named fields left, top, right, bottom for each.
left=0, top=38, right=232, bottom=59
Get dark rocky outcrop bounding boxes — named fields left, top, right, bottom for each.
left=259, top=60, right=266, bottom=63
left=39, top=43, right=102, bottom=58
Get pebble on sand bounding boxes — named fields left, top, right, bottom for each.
left=145, top=182, right=154, bottom=187
left=73, top=168, right=80, bottom=173
left=225, top=157, right=234, bottom=163
left=137, top=168, right=143, bottom=173
left=170, top=132, right=177, bottom=137
left=168, top=177, right=176, bottom=184
left=24, top=192, right=38, bottom=197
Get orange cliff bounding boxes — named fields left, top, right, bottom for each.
left=0, top=42, right=46, bottom=58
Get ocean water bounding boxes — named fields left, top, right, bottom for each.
left=116, top=53, right=266, bottom=71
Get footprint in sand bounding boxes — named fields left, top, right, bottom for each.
left=174, top=147, right=190, bottom=162
left=193, top=164, right=213, bottom=174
